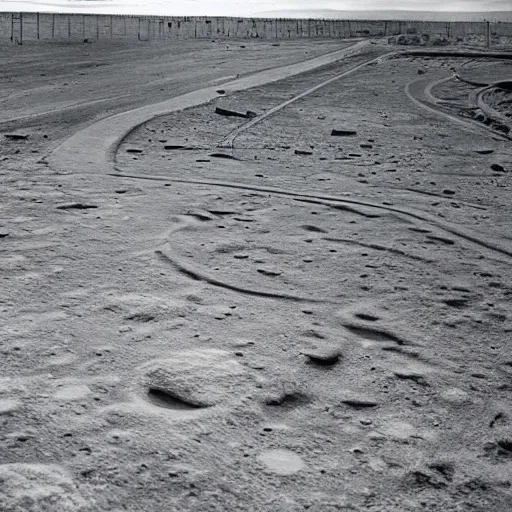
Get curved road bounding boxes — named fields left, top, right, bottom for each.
left=48, top=40, right=372, bottom=174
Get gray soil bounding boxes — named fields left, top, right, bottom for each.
left=1, top=39, right=512, bottom=511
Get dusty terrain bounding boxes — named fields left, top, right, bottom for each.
left=1, top=38, right=512, bottom=511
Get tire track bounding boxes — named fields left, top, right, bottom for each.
left=109, top=170, right=512, bottom=261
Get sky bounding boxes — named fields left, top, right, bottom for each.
left=0, top=0, right=510, bottom=16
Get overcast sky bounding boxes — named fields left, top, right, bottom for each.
left=1, top=0, right=510, bottom=16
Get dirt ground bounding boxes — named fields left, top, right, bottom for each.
left=1, top=39, right=512, bottom=511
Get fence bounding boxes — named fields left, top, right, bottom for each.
left=1, top=13, right=511, bottom=44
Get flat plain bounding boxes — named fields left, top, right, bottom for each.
left=1, top=37, right=512, bottom=511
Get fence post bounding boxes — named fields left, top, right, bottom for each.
left=486, top=21, right=490, bottom=47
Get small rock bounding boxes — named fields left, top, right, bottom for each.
left=341, top=397, right=378, bottom=408
left=256, top=268, right=282, bottom=277
left=301, top=346, right=342, bottom=366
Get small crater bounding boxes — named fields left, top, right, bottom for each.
left=301, top=225, right=327, bottom=233
left=354, top=312, right=380, bottom=322
left=343, top=324, right=406, bottom=345
left=56, top=203, right=98, bottom=210
left=497, top=439, right=512, bottom=456
left=125, top=313, right=155, bottom=323
left=209, top=153, right=238, bottom=160
left=147, top=388, right=206, bottom=410
left=443, top=298, right=468, bottom=308
left=426, top=235, right=455, bottom=245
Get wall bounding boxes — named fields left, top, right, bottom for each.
left=0, top=13, right=510, bottom=43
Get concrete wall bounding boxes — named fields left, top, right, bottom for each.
left=0, top=13, right=510, bottom=43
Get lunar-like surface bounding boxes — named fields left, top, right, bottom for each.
left=1, top=38, right=512, bottom=511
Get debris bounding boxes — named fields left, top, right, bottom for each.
left=215, top=107, right=256, bottom=119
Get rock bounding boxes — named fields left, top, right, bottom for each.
left=0, top=231, right=9, bottom=238
left=418, top=69, right=426, bottom=74
left=138, top=349, right=255, bottom=408
left=442, top=189, right=455, bottom=195
left=341, top=397, right=378, bottom=408
left=393, top=369, right=428, bottom=384
left=331, top=129, right=357, bottom=137
left=294, top=149, right=313, bottom=155
left=443, top=298, right=468, bottom=308
left=301, top=346, right=342, bottom=366
left=216, top=89, right=226, bottom=95
left=215, top=107, right=254, bottom=119
left=125, top=148, right=143, bottom=153
left=475, top=149, right=494, bottom=155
